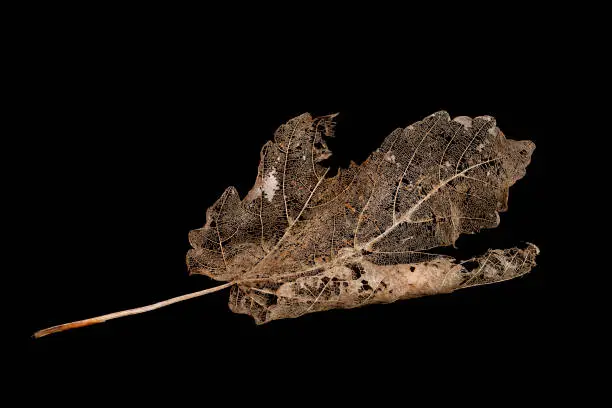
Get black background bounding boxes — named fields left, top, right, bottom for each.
left=19, top=7, right=577, bottom=401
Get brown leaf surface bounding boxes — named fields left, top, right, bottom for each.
left=187, top=111, right=538, bottom=324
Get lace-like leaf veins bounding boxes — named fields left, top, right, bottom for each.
left=187, top=111, right=538, bottom=324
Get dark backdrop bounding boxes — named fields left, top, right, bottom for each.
left=21, top=15, right=570, bottom=399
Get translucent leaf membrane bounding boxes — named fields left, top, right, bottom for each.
left=187, top=111, right=537, bottom=324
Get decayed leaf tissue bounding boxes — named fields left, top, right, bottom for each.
left=35, top=111, right=538, bottom=337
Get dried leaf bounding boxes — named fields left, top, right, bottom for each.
left=187, top=111, right=538, bottom=324
left=34, top=111, right=538, bottom=338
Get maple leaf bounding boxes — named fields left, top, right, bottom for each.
left=34, top=111, right=538, bottom=337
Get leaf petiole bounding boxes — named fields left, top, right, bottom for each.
left=33, top=281, right=237, bottom=339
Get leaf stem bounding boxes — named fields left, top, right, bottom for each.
left=33, top=281, right=236, bottom=339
